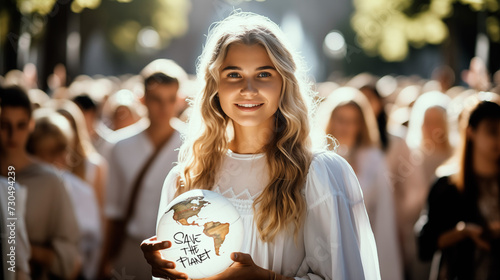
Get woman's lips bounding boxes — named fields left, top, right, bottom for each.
left=235, top=103, right=264, bottom=112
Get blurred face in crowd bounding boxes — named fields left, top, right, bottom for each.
left=33, top=136, right=69, bottom=169
left=327, top=104, right=361, bottom=148
left=422, top=106, right=448, bottom=146
left=0, top=107, right=32, bottom=155
left=144, top=82, right=178, bottom=126
left=469, top=118, right=500, bottom=163
left=112, top=105, right=137, bottom=130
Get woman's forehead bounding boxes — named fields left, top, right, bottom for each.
left=221, top=43, right=274, bottom=68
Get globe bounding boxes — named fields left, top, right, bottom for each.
left=157, top=189, right=244, bottom=279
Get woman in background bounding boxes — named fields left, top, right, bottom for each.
left=359, top=81, right=427, bottom=279
left=27, top=109, right=102, bottom=280
left=406, top=91, right=453, bottom=188
left=419, top=99, right=500, bottom=279
left=49, top=99, right=108, bottom=210
left=318, top=86, right=402, bottom=280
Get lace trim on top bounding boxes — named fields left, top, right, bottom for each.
left=213, top=186, right=260, bottom=216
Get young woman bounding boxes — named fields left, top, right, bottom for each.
left=418, top=99, right=500, bottom=279
left=406, top=91, right=453, bottom=188
left=49, top=99, right=108, bottom=210
left=358, top=82, right=427, bottom=279
left=141, top=12, right=380, bottom=280
left=318, top=87, right=402, bottom=280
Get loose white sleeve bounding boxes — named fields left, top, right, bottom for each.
left=295, top=151, right=381, bottom=280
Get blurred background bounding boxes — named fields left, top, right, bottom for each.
left=1, top=0, right=499, bottom=88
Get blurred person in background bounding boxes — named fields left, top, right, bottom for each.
left=418, top=99, right=500, bottom=279
left=101, top=89, right=144, bottom=131
left=406, top=91, right=453, bottom=189
left=27, top=109, right=102, bottom=280
left=318, top=86, right=402, bottom=280
left=431, top=65, right=455, bottom=93
left=49, top=99, right=108, bottom=211
left=0, top=86, right=81, bottom=279
left=462, top=57, right=491, bottom=92
left=358, top=81, right=427, bottom=280
left=72, top=93, right=115, bottom=160
left=99, top=61, right=184, bottom=280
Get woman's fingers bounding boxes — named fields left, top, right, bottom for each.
left=231, top=252, right=254, bottom=266
left=141, top=237, right=172, bottom=251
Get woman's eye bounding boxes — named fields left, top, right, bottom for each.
left=258, top=72, right=271, bottom=78
left=227, top=72, right=241, bottom=78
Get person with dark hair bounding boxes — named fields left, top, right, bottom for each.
left=0, top=86, right=81, bottom=279
left=99, top=61, right=184, bottom=279
left=360, top=83, right=427, bottom=279
left=419, top=99, right=500, bottom=279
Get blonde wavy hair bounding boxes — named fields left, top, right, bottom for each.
left=176, top=12, right=318, bottom=242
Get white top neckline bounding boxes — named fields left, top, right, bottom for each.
left=226, top=149, right=265, bottom=160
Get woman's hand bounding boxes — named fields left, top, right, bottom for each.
left=199, top=252, right=271, bottom=280
left=464, top=223, right=490, bottom=251
left=438, top=222, right=490, bottom=251
left=140, top=236, right=189, bottom=279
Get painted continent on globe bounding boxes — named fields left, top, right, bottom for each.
left=170, top=196, right=230, bottom=256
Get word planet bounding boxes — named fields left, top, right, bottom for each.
left=157, top=189, right=244, bottom=279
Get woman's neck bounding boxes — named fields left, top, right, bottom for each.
left=473, top=150, right=498, bottom=177
left=229, top=124, right=273, bottom=154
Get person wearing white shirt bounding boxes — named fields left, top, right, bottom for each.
left=100, top=62, right=185, bottom=280
left=141, top=12, right=380, bottom=280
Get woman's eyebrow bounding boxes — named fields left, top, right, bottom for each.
left=256, top=66, right=276, bottom=71
left=221, top=66, right=240, bottom=71
left=221, top=65, right=276, bottom=71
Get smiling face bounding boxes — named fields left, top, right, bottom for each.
left=218, top=43, right=283, bottom=131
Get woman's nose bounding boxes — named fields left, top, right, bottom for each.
left=240, top=78, right=258, bottom=96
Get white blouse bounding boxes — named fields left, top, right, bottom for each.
left=156, top=150, right=380, bottom=280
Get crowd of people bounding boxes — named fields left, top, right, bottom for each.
left=1, top=12, right=500, bottom=280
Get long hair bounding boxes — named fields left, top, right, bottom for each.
left=176, top=12, right=317, bottom=242
left=450, top=98, right=500, bottom=192
left=47, top=99, right=97, bottom=181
